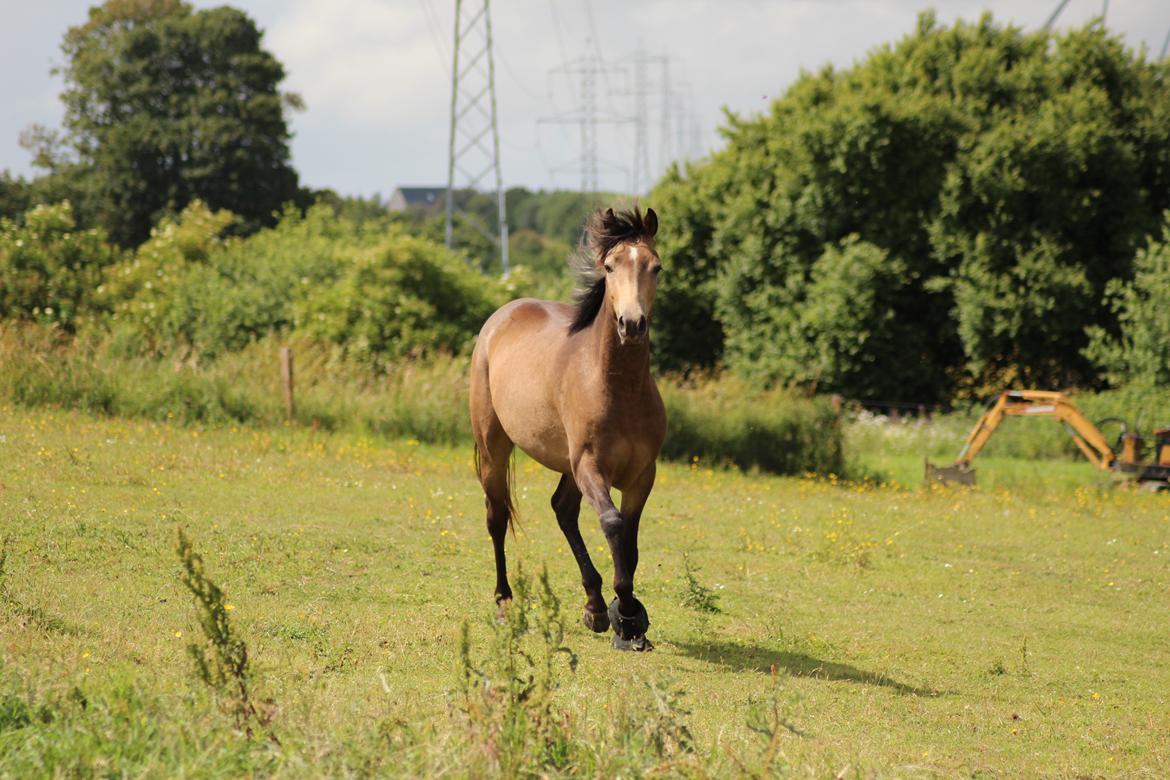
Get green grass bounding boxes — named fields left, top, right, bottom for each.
left=2, top=404, right=1169, bottom=776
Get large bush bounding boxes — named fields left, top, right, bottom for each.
left=298, top=227, right=503, bottom=364
left=99, top=202, right=501, bottom=364
left=0, top=201, right=121, bottom=330
left=652, top=14, right=1170, bottom=400
left=103, top=202, right=358, bottom=359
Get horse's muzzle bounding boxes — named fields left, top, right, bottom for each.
left=617, top=313, right=648, bottom=342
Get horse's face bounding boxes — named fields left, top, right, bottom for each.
left=604, top=241, right=661, bottom=344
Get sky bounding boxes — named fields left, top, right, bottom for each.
left=2, top=0, right=1168, bottom=198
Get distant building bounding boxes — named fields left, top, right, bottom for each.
left=388, top=186, right=445, bottom=212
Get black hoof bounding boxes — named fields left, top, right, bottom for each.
left=607, top=597, right=651, bottom=651
left=612, top=633, right=654, bottom=652
left=583, top=608, right=610, bottom=633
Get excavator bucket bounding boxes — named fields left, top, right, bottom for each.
left=924, top=459, right=976, bottom=486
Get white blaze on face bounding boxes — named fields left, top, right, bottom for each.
left=631, top=244, right=657, bottom=317
left=609, top=243, right=656, bottom=339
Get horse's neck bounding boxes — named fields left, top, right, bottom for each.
left=590, top=296, right=651, bottom=391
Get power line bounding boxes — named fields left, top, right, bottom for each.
left=546, top=0, right=578, bottom=104
left=497, top=50, right=543, bottom=100
left=417, top=0, right=450, bottom=75
left=581, top=0, right=612, bottom=95
left=1044, top=0, right=1074, bottom=30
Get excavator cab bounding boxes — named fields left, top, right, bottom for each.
left=1154, top=428, right=1170, bottom=467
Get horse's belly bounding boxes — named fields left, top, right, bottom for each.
left=494, top=391, right=571, bottom=473
left=488, top=353, right=571, bottom=473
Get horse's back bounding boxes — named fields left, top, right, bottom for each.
left=475, top=298, right=572, bottom=354
left=471, top=298, right=575, bottom=473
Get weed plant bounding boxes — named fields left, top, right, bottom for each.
left=679, top=553, right=722, bottom=614
left=176, top=528, right=273, bottom=741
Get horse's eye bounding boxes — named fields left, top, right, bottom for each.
left=604, top=264, right=614, bottom=274
left=651, top=265, right=662, bottom=275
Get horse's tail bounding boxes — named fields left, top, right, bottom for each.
left=473, top=441, right=519, bottom=533
left=505, top=451, right=519, bottom=534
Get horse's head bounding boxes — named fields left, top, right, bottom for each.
left=595, top=207, right=660, bottom=344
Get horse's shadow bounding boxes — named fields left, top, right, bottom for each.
left=672, top=639, right=942, bottom=697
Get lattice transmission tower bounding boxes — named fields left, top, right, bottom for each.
left=445, top=0, right=508, bottom=274
left=539, top=51, right=631, bottom=194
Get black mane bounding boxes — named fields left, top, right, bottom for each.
left=568, top=206, right=656, bottom=334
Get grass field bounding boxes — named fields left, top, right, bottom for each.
left=2, top=404, right=1169, bottom=777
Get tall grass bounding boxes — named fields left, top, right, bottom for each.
left=0, top=323, right=842, bottom=475
left=660, top=375, right=844, bottom=475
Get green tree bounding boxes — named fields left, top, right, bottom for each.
left=653, top=13, right=1170, bottom=399
left=48, top=0, right=301, bottom=246
left=1085, top=217, right=1170, bottom=388
left=649, top=161, right=730, bottom=373
left=0, top=172, right=32, bottom=222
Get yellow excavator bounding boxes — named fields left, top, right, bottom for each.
left=925, top=390, right=1170, bottom=490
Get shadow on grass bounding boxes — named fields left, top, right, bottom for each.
left=674, top=639, right=942, bottom=697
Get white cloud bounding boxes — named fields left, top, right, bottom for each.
left=2, top=0, right=1168, bottom=192
left=268, top=0, right=448, bottom=130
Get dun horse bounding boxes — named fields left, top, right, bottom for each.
left=469, top=206, right=665, bottom=651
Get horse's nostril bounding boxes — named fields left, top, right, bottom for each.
left=637, top=316, right=647, bottom=334
left=618, top=315, right=626, bottom=331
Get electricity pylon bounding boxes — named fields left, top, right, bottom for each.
left=445, top=0, right=508, bottom=274
left=538, top=51, right=631, bottom=194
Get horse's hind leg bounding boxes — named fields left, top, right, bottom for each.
left=476, top=424, right=515, bottom=604
left=470, top=359, right=516, bottom=604
left=475, top=417, right=516, bottom=604
left=550, top=474, right=609, bottom=632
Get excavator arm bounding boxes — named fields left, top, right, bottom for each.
left=927, top=390, right=1118, bottom=485
left=956, top=391, right=1116, bottom=470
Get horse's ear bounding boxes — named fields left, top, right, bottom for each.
left=605, top=207, right=615, bottom=220
left=645, top=208, right=658, bottom=237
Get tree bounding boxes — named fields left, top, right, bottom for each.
left=652, top=13, right=1170, bottom=399
left=648, top=161, right=730, bottom=373
left=48, top=0, right=301, bottom=246
left=0, top=172, right=32, bottom=222
left=1085, top=217, right=1170, bottom=388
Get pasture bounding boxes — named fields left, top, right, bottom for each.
left=1, top=405, right=1168, bottom=777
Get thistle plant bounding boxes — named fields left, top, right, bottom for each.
left=175, top=527, right=273, bottom=740
left=679, top=553, right=722, bottom=614
left=456, top=566, right=578, bottom=775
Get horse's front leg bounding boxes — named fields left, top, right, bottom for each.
left=575, top=458, right=656, bottom=651
left=550, top=474, right=609, bottom=632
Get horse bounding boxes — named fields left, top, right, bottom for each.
left=469, top=206, right=665, bottom=651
